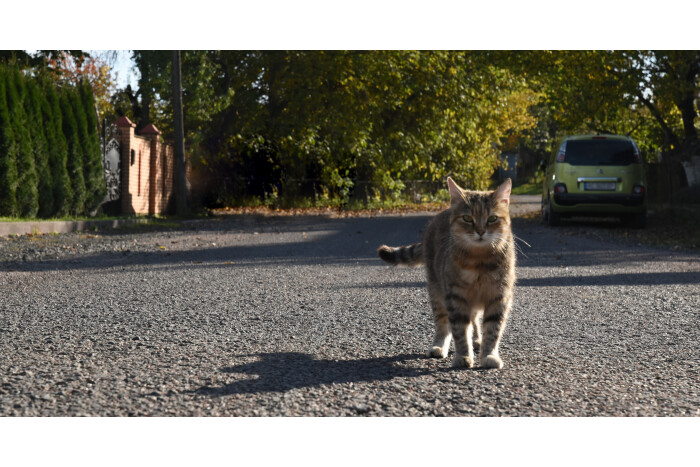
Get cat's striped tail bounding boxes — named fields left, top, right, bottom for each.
left=377, top=243, right=424, bottom=266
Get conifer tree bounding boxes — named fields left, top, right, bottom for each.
left=0, top=66, right=18, bottom=216
left=7, top=68, right=39, bottom=217
left=60, top=89, right=86, bottom=215
left=70, top=86, right=92, bottom=213
left=25, top=78, right=53, bottom=217
left=42, top=79, right=72, bottom=217
left=78, top=80, right=106, bottom=211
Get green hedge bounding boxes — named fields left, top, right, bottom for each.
left=0, top=64, right=105, bottom=218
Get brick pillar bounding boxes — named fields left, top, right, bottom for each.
left=141, top=124, right=162, bottom=215
left=116, top=116, right=136, bottom=215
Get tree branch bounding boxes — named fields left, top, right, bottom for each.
left=635, top=90, right=679, bottom=147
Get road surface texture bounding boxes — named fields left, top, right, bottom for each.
left=1, top=197, right=699, bottom=416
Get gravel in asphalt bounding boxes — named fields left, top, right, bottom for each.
left=0, top=203, right=699, bottom=416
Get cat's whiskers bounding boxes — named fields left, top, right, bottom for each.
left=490, top=237, right=508, bottom=256
left=512, top=234, right=531, bottom=258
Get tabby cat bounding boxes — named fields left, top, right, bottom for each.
left=378, top=177, right=515, bottom=369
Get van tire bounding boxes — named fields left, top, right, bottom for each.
left=541, top=195, right=548, bottom=223
left=547, top=197, right=561, bottom=226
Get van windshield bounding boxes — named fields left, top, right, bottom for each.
left=565, top=139, right=636, bottom=166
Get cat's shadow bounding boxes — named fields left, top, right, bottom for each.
left=193, top=352, right=432, bottom=397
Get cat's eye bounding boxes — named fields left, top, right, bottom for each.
left=462, top=215, right=474, bottom=223
left=487, top=215, right=498, bottom=223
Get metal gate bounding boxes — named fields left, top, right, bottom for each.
left=101, top=119, right=121, bottom=203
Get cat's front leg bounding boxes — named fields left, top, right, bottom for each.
left=480, top=299, right=511, bottom=369
left=446, top=293, right=475, bottom=368
left=472, top=313, right=482, bottom=353
left=426, top=286, right=452, bottom=358
left=427, top=312, right=452, bottom=358
left=449, top=317, right=475, bottom=368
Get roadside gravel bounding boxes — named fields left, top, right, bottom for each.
left=1, top=204, right=698, bottom=416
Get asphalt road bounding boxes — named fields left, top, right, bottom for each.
left=1, top=196, right=699, bottom=416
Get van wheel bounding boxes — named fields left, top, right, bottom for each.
left=547, top=197, right=561, bottom=226
left=541, top=195, right=548, bottom=223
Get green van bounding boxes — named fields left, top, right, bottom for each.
left=541, top=134, right=647, bottom=228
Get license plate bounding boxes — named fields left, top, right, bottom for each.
left=584, top=182, right=615, bottom=191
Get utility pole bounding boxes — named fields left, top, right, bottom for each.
left=172, top=50, right=188, bottom=216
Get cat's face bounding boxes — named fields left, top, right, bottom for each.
left=447, top=177, right=511, bottom=249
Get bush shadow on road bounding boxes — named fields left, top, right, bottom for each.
left=3, top=214, right=698, bottom=281
left=0, top=215, right=432, bottom=272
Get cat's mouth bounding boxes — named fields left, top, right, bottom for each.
left=472, top=234, right=499, bottom=246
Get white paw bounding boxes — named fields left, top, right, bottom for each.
left=451, top=355, right=474, bottom=368
left=481, top=354, right=504, bottom=369
left=426, top=346, right=448, bottom=358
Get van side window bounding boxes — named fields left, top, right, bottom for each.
left=551, top=141, right=566, bottom=164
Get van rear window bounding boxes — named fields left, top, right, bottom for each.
left=565, top=140, right=636, bottom=166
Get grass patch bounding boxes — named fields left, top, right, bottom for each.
left=210, top=201, right=448, bottom=219
left=214, top=187, right=452, bottom=214
left=112, top=219, right=181, bottom=232
left=512, top=181, right=541, bottom=195
left=0, top=215, right=123, bottom=223
left=512, top=169, right=544, bottom=195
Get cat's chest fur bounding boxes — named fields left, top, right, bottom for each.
left=457, top=261, right=502, bottom=285
left=448, top=253, right=506, bottom=305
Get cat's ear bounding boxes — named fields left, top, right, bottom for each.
left=446, top=177, right=464, bottom=204
left=493, top=178, right=512, bottom=206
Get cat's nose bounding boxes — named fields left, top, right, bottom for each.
left=476, top=229, right=485, bottom=237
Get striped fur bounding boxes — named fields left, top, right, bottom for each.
left=378, top=177, right=515, bottom=370
left=377, top=243, right=424, bottom=266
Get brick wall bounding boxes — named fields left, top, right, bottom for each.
left=116, top=117, right=182, bottom=215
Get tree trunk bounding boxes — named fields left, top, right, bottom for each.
left=172, top=50, right=188, bottom=216
left=679, top=95, right=698, bottom=147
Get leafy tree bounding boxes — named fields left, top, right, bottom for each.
left=198, top=51, right=537, bottom=204
left=122, top=50, right=699, bottom=207
left=619, top=51, right=700, bottom=159
left=504, top=50, right=700, bottom=162
left=38, top=51, right=116, bottom=122
left=122, top=51, right=171, bottom=128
